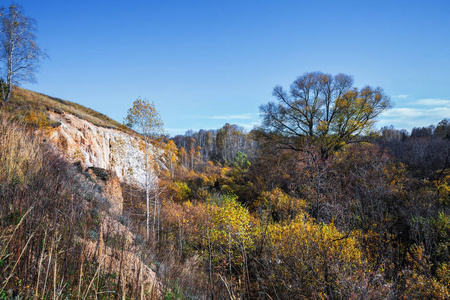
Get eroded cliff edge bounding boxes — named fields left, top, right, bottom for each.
left=47, top=110, right=162, bottom=188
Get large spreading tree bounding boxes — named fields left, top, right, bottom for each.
left=0, top=4, right=46, bottom=102
left=258, top=71, right=392, bottom=157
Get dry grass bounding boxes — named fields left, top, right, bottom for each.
left=0, top=86, right=215, bottom=298
left=0, top=111, right=159, bottom=299
left=5, top=85, right=136, bottom=135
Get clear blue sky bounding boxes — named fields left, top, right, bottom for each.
left=13, top=0, right=450, bottom=135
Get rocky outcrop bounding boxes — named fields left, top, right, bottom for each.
left=84, top=167, right=123, bottom=215
left=47, top=111, right=161, bottom=188
left=45, top=111, right=164, bottom=296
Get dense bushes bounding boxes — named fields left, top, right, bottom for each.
left=154, top=126, right=450, bottom=298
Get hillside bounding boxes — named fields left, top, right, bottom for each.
left=5, top=86, right=132, bottom=132
left=0, top=113, right=162, bottom=298
left=0, top=87, right=166, bottom=299
left=2, top=86, right=163, bottom=187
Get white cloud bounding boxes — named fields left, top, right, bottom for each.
left=378, top=96, right=450, bottom=131
left=381, top=107, right=426, bottom=118
left=236, top=121, right=261, bottom=131
left=394, top=94, right=409, bottom=99
left=183, top=113, right=259, bottom=121
left=207, top=113, right=259, bottom=120
left=414, top=98, right=450, bottom=107
left=165, top=128, right=192, bottom=136
left=379, top=106, right=450, bottom=131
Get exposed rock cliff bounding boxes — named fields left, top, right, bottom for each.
left=45, top=111, right=164, bottom=295
left=47, top=110, right=162, bottom=188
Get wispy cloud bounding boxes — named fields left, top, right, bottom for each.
left=237, top=121, right=261, bottom=131
left=183, top=112, right=259, bottom=121
left=206, top=113, right=259, bottom=120
left=414, top=98, right=450, bottom=107
left=394, top=94, right=409, bottom=99
left=378, top=97, right=450, bottom=130
left=165, top=128, right=192, bottom=136
left=381, top=107, right=427, bottom=118
left=379, top=106, right=450, bottom=130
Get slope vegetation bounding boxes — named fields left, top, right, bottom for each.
left=0, top=90, right=162, bottom=298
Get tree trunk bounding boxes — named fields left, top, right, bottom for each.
left=146, top=183, right=150, bottom=241
left=1, top=79, right=5, bottom=101
left=6, top=57, right=12, bottom=102
left=5, top=82, right=11, bottom=102
left=145, top=137, right=150, bottom=241
left=154, top=193, right=158, bottom=243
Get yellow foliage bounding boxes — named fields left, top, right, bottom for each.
left=436, top=177, right=450, bottom=206
left=261, top=188, right=306, bottom=221
left=207, top=195, right=254, bottom=270
left=437, top=263, right=450, bottom=288
left=168, top=181, right=191, bottom=202
left=24, top=110, right=50, bottom=128
left=210, top=195, right=253, bottom=249
left=397, top=245, right=450, bottom=299
left=263, top=215, right=364, bottom=296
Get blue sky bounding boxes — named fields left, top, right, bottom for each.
left=12, top=0, right=450, bottom=136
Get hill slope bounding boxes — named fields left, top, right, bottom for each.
left=7, top=86, right=130, bottom=131
left=3, top=86, right=162, bottom=187
left=0, top=87, right=165, bottom=298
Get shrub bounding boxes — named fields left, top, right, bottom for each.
left=24, top=110, right=51, bottom=128
left=169, top=181, right=191, bottom=202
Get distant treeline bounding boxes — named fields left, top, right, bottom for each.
left=171, top=123, right=257, bottom=165
left=378, top=118, right=450, bottom=178
left=171, top=118, right=450, bottom=168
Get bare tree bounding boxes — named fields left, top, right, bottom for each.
left=0, top=3, right=47, bottom=102
left=258, top=72, right=392, bottom=157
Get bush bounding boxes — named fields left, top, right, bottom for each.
left=255, top=215, right=390, bottom=299
left=169, top=181, right=191, bottom=202
left=24, top=110, right=51, bottom=128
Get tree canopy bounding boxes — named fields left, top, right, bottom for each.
left=124, top=98, right=164, bottom=139
left=258, top=71, right=392, bottom=157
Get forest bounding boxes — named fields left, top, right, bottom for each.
left=121, top=72, right=450, bottom=299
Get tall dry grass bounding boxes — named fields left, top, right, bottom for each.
left=6, top=85, right=135, bottom=135
left=0, top=111, right=158, bottom=299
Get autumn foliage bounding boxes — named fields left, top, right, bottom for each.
left=149, top=115, right=450, bottom=299
left=1, top=80, right=449, bottom=298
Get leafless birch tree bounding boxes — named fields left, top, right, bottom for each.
left=0, top=4, right=47, bottom=102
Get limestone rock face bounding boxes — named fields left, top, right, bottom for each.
left=47, top=111, right=160, bottom=188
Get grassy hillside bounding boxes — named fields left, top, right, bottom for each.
left=0, top=88, right=202, bottom=299
left=0, top=113, right=134, bottom=298
left=3, top=86, right=135, bottom=135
